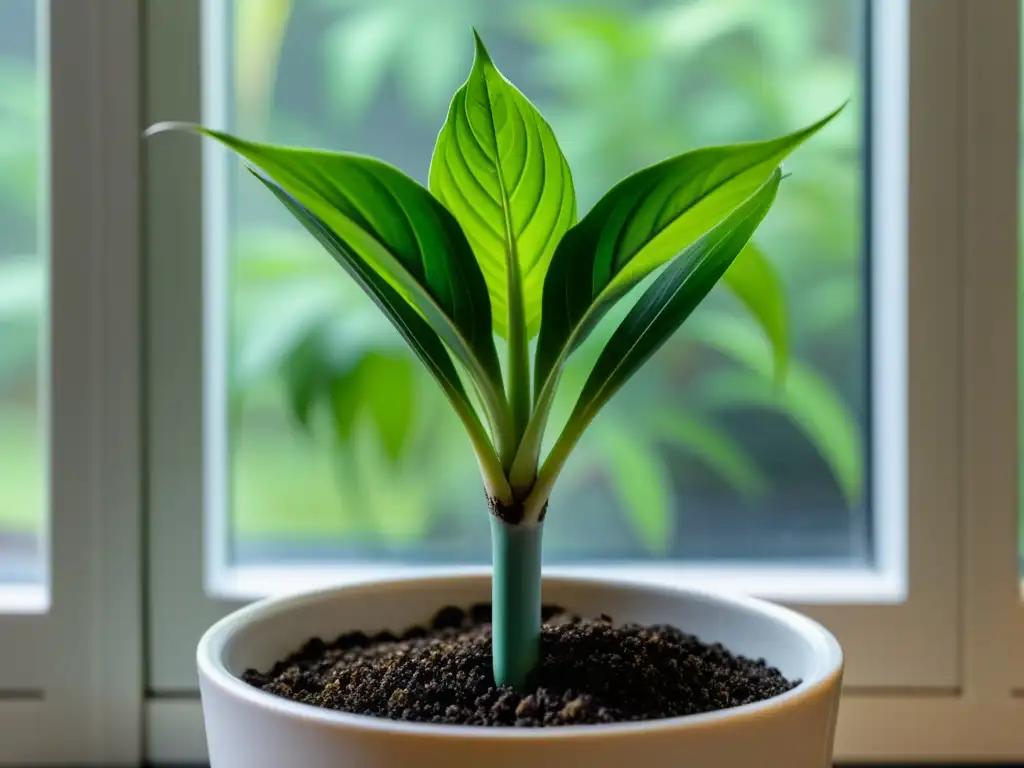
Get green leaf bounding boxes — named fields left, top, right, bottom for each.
left=594, top=423, right=673, bottom=555
left=535, top=106, right=841, bottom=392
left=429, top=31, right=576, bottom=340
left=646, top=410, right=768, bottom=499
left=328, top=364, right=362, bottom=444
left=326, top=353, right=415, bottom=462
left=528, top=170, right=781, bottom=513
left=691, top=312, right=863, bottom=506
left=360, top=353, right=416, bottom=462
left=250, top=173, right=513, bottom=501
left=280, top=332, right=325, bottom=430
left=571, top=170, right=780, bottom=430
left=148, top=122, right=511, bottom=449
left=514, top=106, right=843, bottom=487
left=233, top=278, right=339, bottom=392
left=723, top=240, right=788, bottom=381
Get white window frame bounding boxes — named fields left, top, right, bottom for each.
left=142, top=3, right=1009, bottom=764
left=0, top=1, right=144, bottom=765
left=3, top=0, right=1024, bottom=764
left=145, top=0, right=959, bottom=695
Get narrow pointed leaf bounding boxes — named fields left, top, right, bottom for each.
left=328, top=364, right=362, bottom=445
left=429, top=32, right=576, bottom=339
left=514, top=107, right=842, bottom=486
left=150, top=122, right=507, bottom=435
left=361, top=353, right=416, bottom=462
left=280, top=334, right=323, bottom=430
left=534, top=106, right=842, bottom=392
left=723, top=240, right=788, bottom=382
left=254, top=173, right=512, bottom=501
left=545, top=170, right=781, bottom=480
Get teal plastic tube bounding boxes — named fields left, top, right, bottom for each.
left=489, top=516, right=543, bottom=689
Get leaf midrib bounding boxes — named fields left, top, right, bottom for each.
left=474, top=63, right=531, bottom=441
left=475, top=69, right=523, bottom=335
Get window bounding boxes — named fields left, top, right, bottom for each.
left=5, top=0, right=1023, bottom=765
left=0, top=0, right=46, bottom=593
left=0, top=2, right=143, bottom=764
left=149, top=0, right=962, bottom=712
left=218, top=0, right=870, bottom=573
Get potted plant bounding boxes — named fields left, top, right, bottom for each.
left=150, top=31, right=844, bottom=768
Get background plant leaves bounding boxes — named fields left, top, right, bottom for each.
left=723, top=240, right=788, bottom=381
left=595, top=423, right=673, bottom=555
left=690, top=311, right=863, bottom=505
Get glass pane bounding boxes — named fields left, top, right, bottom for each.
left=0, top=0, right=45, bottom=585
left=217, top=0, right=868, bottom=568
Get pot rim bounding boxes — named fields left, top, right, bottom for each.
left=197, top=570, right=843, bottom=739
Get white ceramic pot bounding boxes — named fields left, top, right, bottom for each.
left=198, top=573, right=843, bottom=768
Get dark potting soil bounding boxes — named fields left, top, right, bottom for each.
left=242, top=603, right=798, bottom=727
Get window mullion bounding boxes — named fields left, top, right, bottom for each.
left=45, top=0, right=143, bottom=762
left=959, top=0, right=1023, bottom=698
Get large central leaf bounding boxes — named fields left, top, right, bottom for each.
left=429, top=32, right=576, bottom=339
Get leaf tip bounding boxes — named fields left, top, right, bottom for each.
left=143, top=120, right=199, bottom=139
left=471, top=27, right=492, bottom=65
left=819, top=100, right=849, bottom=129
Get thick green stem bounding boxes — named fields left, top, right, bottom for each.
left=489, top=516, right=543, bottom=689
left=508, top=374, right=559, bottom=492
left=506, top=303, right=531, bottom=450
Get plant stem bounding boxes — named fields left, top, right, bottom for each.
left=489, top=516, right=543, bottom=690
left=506, top=293, right=531, bottom=449
left=451, top=396, right=514, bottom=505
left=502, top=228, right=530, bottom=452
left=519, top=410, right=587, bottom=523
left=508, top=374, right=559, bottom=492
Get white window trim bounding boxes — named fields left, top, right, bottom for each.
left=0, top=0, right=144, bottom=764
left=961, top=0, right=1024, bottom=696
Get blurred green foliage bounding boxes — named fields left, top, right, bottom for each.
left=0, top=0, right=867, bottom=561
left=217, top=0, right=867, bottom=559
left=0, top=0, right=45, bottom=546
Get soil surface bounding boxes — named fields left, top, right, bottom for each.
left=242, top=603, right=798, bottom=727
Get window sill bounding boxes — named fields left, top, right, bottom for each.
left=209, top=562, right=904, bottom=606
left=0, top=584, right=48, bottom=614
